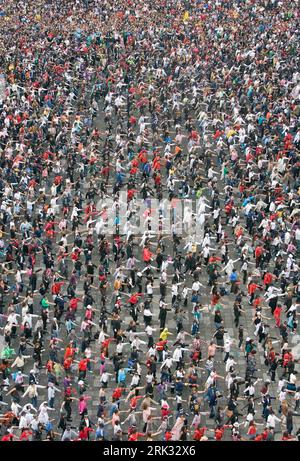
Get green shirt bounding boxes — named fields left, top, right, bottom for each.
left=41, top=298, right=50, bottom=309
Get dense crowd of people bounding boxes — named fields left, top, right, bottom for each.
left=0, top=0, right=300, bottom=442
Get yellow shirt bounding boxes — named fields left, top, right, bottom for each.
left=183, top=11, right=189, bottom=22
left=160, top=330, right=170, bottom=341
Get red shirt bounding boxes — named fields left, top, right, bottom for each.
left=248, top=425, right=257, bottom=436
left=101, top=166, right=110, bottom=177
left=263, top=273, right=273, bottom=285
left=1, top=434, right=15, bottom=441
left=248, top=283, right=260, bottom=295
left=154, top=174, right=161, bottom=185
left=165, top=431, right=172, bottom=441
left=71, top=251, right=80, bottom=261
left=130, top=395, right=143, bottom=409
left=161, top=408, right=171, bottom=418
left=209, top=256, right=222, bottom=263
left=69, top=298, right=81, bottom=310
left=128, top=432, right=144, bottom=441
left=127, top=189, right=137, bottom=201
left=112, top=388, right=123, bottom=400
left=46, top=360, right=54, bottom=372
left=138, top=151, right=147, bottom=164
left=85, top=309, right=93, bottom=321
left=274, top=306, right=282, bottom=317
left=54, top=175, right=63, bottom=185
left=52, top=281, right=64, bottom=295
left=268, top=350, right=276, bottom=363
left=156, top=340, right=167, bottom=351
left=143, top=247, right=153, bottom=262
left=255, top=246, right=263, bottom=258
left=127, top=293, right=142, bottom=305
left=283, top=352, right=293, bottom=367
left=253, top=297, right=263, bottom=308
left=19, top=431, right=33, bottom=441
left=213, top=130, right=223, bottom=139
left=225, top=203, right=233, bottom=215
left=102, top=338, right=114, bottom=349
left=79, top=427, right=94, bottom=440
left=64, top=347, right=76, bottom=360
left=215, top=428, right=224, bottom=441
left=215, top=425, right=230, bottom=440
left=78, top=359, right=89, bottom=371
left=63, top=358, right=73, bottom=370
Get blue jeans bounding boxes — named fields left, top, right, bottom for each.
left=31, top=396, right=38, bottom=408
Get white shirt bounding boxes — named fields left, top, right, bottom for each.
left=162, top=357, right=173, bottom=369
left=19, top=415, right=29, bottom=430
left=131, top=374, right=140, bottom=386
left=146, top=373, right=154, bottom=384
left=171, top=284, right=179, bottom=296
left=146, top=284, right=153, bottom=295
left=100, top=372, right=109, bottom=383
left=173, top=348, right=183, bottom=362
left=192, top=281, right=201, bottom=292
left=225, top=358, right=236, bottom=372
left=145, top=325, right=155, bottom=336
left=147, top=346, right=156, bottom=357
left=267, top=414, right=281, bottom=428
left=224, top=339, right=232, bottom=353
left=279, top=390, right=287, bottom=402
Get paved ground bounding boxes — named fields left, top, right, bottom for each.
left=0, top=84, right=299, bottom=443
